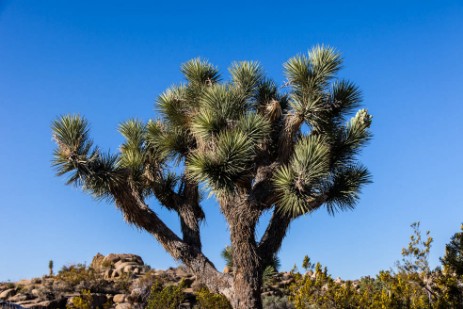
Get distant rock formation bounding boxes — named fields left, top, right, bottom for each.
left=0, top=253, right=296, bottom=308
left=90, top=253, right=149, bottom=279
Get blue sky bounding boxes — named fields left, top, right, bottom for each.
left=1, top=0, right=462, bottom=281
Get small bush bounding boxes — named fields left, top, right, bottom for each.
left=146, top=279, right=185, bottom=309
left=67, top=289, right=92, bottom=309
left=195, top=288, right=231, bottom=309
left=262, top=295, right=294, bottom=309
left=66, top=289, right=113, bottom=309
left=56, top=264, right=106, bottom=292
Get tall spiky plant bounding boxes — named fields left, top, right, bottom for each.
left=52, top=46, right=372, bottom=309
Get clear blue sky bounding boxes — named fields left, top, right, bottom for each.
left=1, top=0, right=462, bottom=281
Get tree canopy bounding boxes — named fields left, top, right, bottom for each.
left=52, top=45, right=372, bottom=309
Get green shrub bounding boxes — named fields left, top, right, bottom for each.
left=57, top=264, right=96, bottom=286
left=146, top=279, right=185, bottom=309
left=56, top=264, right=106, bottom=293
left=67, top=289, right=112, bottom=309
left=262, top=295, right=294, bottom=309
left=67, top=289, right=92, bottom=309
left=196, top=288, right=231, bottom=309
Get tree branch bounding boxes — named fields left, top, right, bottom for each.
left=110, top=178, right=232, bottom=296
left=257, top=210, right=291, bottom=269
left=177, top=179, right=204, bottom=250
left=257, top=196, right=327, bottom=267
left=277, top=113, right=304, bottom=163
left=149, top=170, right=204, bottom=250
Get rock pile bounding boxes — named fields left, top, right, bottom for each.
left=0, top=253, right=295, bottom=309
left=90, top=253, right=149, bottom=280
left=0, top=253, right=200, bottom=309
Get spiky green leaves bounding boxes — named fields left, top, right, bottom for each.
left=274, top=136, right=331, bottom=217
left=329, top=80, right=362, bottom=121
left=52, top=115, right=96, bottom=184
left=157, top=86, right=190, bottom=128
left=200, top=84, right=247, bottom=119
left=190, top=84, right=248, bottom=140
left=229, top=61, right=263, bottom=96
left=308, top=45, right=342, bottom=87
left=187, top=130, right=255, bottom=194
left=331, top=109, right=372, bottom=166
left=181, top=58, right=220, bottom=86
left=52, top=115, right=121, bottom=197
left=53, top=49, right=372, bottom=221
left=324, top=164, right=371, bottom=215
left=285, top=46, right=342, bottom=129
left=284, top=45, right=341, bottom=93
left=237, top=113, right=271, bottom=144
left=145, top=120, right=191, bottom=164
left=119, top=120, right=145, bottom=169
left=273, top=124, right=371, bottom=217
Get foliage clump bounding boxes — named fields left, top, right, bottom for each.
left=196, top=288, right=232, bottom=309
left=51, top=45, right=373, bottom=307
left=289, top=223, right=463, bottom=309
left=67, top=289, right=92, bottom=309
left=146, top=279, right=185, bottom=309
left=55, top=264, right=107, bottom=293
left=66, top=289, right=112, bottom=309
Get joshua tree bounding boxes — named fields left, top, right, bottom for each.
left=52, top=46, right=372, bottom=309
left=48, top=260, right=54, bottom=276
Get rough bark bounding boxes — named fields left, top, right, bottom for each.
left=277, top=113, right=304, bottom=163
left=258, top=196, right=327, bottom=268
left=177, top=181, right=204, bottom=250
left=110, top=180, right=233, bottom=298
left=223, top=193, right=263, bottom=309
left=258, top=211, right=292, bottom=269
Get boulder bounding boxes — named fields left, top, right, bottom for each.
left=0, top=288, right=16, bottom=300
left=90, top=252, right=105, bottom=271
left=8, top=293, right=34, bottom=302
left=113, top=294, right=127, bottom=303
left=22, top=297, right=67, bottom=309
left=102, top=253, right=144, bottom=266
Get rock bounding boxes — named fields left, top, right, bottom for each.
left=22, top=297, right=67, bottom=309
left=8, top=293, right=34, bottom=302
left=31, top=289, right=41, bottom=297
left=102, top=253, right=144, bottom=266
left=113, top=294, right=127, bottom=303
left=0, top=288, right=16, bottom=300
left=175, top=267, right=190, bottom=277
left=223, top=266, right=232, bottom=274
left=180, top=301, right=193, bottom=309
left=104, top=269, right=113, bottom=279
left=16, top=279, right=32, bottom=286
left=115, top=303, right=131, bottom=309
left=90, top=252, right=105, bottom=271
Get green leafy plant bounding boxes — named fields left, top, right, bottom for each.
left=196, top=288, right=232, bottom=309
left=146, top=279, right=185, bottom=309
left=67, top=289, right=92, bottom=309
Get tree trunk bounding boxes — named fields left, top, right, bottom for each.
left=231, top=260, right=262, bottom=309
left=224, top=194, right=263, bottom=309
